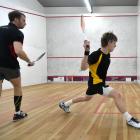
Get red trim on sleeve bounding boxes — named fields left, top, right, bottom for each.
left=8, top=44, right=17, bottom=59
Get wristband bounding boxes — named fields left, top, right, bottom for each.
left=84, top=51, right=90, bottom=55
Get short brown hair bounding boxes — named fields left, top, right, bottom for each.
left=101, top=32, right=118, bottom=47
left=8, top=10, right=25, bottom=22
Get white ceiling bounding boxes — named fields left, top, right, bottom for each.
left=37, top=0, right=138, bottom=7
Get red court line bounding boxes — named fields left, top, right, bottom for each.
left=47, top=56, right=137, bottom=59
left=95, top=112, right=140, bottom=115
left=94, top=99, right=140, bottom=115
left=47, top=76, right=137, bottom=82
left=47, top=57, right=82, bottom=59
left=0, top=5, right=46, bottom=18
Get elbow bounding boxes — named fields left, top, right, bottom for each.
left=15, top=50, right=20, bottom=56
left=15, top=50, right=22, bottom=57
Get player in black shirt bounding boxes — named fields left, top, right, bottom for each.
left=0, top=10, right=34, bottom=121
left=59, top=32, right=140, bottom=128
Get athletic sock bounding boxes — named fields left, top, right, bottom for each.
left=15, top=111, right=21, bottom=115
left=123, top=112, right=132, bottom=121
left=14, top=96, right=22, bottom=112
left=65, top=99, right=73, bottom=106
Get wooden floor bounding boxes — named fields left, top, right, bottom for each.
left=0, top=83, right=140, bottom=140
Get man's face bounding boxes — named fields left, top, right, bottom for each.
left=15, top=15, right=26, bottom=29
left=108, top=41, right=117, bottom=52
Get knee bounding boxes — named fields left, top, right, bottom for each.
left=11, top=81, right=21, bottom=88
left=113, top=92, right=122, bottom=100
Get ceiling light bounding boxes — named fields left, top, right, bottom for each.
left=84, top=0, right=92, bottom=13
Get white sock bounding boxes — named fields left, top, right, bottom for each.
left=65, top=99, right=73, bottom=106
left=123, top=112, right=132, bottom=121
left=15, top=111, right=20, bottom=115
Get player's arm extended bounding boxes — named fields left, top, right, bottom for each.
left=80, top=40, right=90, bottom=71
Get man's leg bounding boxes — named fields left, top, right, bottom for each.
left=59, top=95, right=93, bottom=113
left=59, top=85, right=99, bottom=113
left=10, top=77, right=22, bottom=111
left=10, top=76, right=22, bottom=96
left=106, top=89, right=140, bottom=128
left=0, top=80, right=3, bottom=96
left=72, top=95, right=93, bottom=103
left=107, top=89, right=126, bottom=113
left=10, top=77, right=27, bottom=121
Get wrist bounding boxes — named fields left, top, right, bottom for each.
left=27, top=59, right=31, bottom=63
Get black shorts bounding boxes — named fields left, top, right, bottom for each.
left=0, top=67, right=20, bottom=81
left=86, top=83, right=104, bottom=96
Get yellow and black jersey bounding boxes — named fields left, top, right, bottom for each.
left=88, top=48, right=110, bottom=86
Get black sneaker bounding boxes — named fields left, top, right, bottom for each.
left=127, top=117, right=140, bottom=128
left=13, top=111, right=28, bottom=122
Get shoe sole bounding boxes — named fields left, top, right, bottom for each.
left=127, top=123, right=140, bottom=129
left=13, top=115, right=28, bottom=122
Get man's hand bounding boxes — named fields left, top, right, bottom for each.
left=81, top=40, right=90, bottom=70
left=83, top=40, right=90, bottom=51
left=28, top=61, right=35, bottom=66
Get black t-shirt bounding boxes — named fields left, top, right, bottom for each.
left=88, top=48, right=110, bottom=85
left=0, top=23, right=24, bottom=69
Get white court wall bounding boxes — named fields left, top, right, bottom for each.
left=0, top=1, right=47, bottom=89
left=138, top=0, right=140, bottom=83
left=45, top=6, right=138, bottom=82
left=46, top=15, right=137, bottom=79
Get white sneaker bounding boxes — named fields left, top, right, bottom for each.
left=127, top=117, right=140, bottom=128
left=59, top=101, right=70, bottom=113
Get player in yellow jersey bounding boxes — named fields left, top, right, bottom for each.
left=59, top=32, right=140, bottom=128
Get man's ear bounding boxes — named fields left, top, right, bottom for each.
left=14, top=18, right=19, bottom=23
left=108, top=40, right=112, bottom=45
